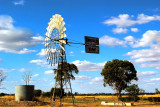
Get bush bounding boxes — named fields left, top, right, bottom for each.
left=42, top=92, right=51, bottom=97
left=148, top=97, right=160, bottom=102
left=34, top=89, right=42, bottom=97
left=119, top=97, right=140, bottom=102
left=41, top=88, right=65, bottom=97
left=0, top=93, right=5, bottom=96
left=51, top=88, right=65, bottom=97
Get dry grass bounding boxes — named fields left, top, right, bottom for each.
left=0, top=94, right=160, bottom=107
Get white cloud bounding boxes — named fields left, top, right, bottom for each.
left=13, top=0, right=24, bottom=5
left=140, top=63, right=160, bottom=69
left=70, top=51, right=74, bottom=54
left=72, top=60, right=105, bottom=71
left=37, top=49, right=57, bottom=57
left=91, top=77, right=103, bottom=82
left=150, top=78, right=160, bottom=82
left=0, top=15, right=13, bottom=29
left=30, top=59, right=56, bottom=68
left=71, top=80, right=83, bottom=84
left=37, top=49, right=46, bottom=56
left=19, top=68, right=30, bottom=72
left=137, top=14, right=160, bottom=24
left=30, top=59, right=47, bottom=67
left=125, top=43, right=160, bottom=69
left=69, top=51, right=75, bottom=56
left=89, top=77, right=103, bottom=85
left=100, top=35, right=125, bottom=47
left=32, top=74, right=40, bottom=77
left=104, top=14, right=160, bottom=27
left=124, top=36, right=135, bottom=42
left=30, top=59, right=47, bottom=65
left=124, top=36, right=135, bottom=41
left=0, top=15, right=44, bottom=54
left=81, top=51, right=85, bottom=53
left=104, top=14, right=135, bottom=27
left=0, top=68, right=16, bottom=73
left=131, top=28, right=139, bottom=32
left=75, top=76, right=92, bottom=80
left=112, top=27, right=128, bottom=34
left=44, top=70, right=54, bottom=75
left=138, top=71, right=160, bottom=78
left=131, top=30, right=160, bottom=48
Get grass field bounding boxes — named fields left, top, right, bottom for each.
left=1, top=94, right=160, bottom=106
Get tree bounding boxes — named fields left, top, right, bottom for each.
left=139, top=88, right=145, bottom=94
left=52, top=62, right=78, bottom=102
left=139, top=88, right=145, bottom=100
left=54, top=62, right=79, bottom=85
left=155, top=88, right=159, bottom=94
left=125, top=84, right=140, bottom=101
left=23, top=72, right=32, bottom=85
left=0, top=70, right=6, bottom=89
left=101, top=59, right=138, bottom=99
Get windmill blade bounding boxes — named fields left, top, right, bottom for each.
left=48, top=20, right=54, bottom=26
left=59, top=33, right=67, bottom=39
left=49, top=23, right=56, bottom=31
left=57, top=17, right=64, bottom=29
left=45, top=37, right=51, bottom=41
left=45, top=14, right=67, bottom=66
left=58, top=21, right=65, bottom=32
left=58, top=17, right=63, bottom=24
left=45, top=32, right=50, bottom=37
left=45, top=42, right=50, bottom=47
left=59, top=26, right=66, bottom=34
left=46, top=27, right=52, bottom=37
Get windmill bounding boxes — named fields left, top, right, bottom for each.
left=44, top=14, right=68, bottom=106
left=44, top=14, right=99, bottom=106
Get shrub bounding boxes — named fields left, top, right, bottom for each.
left=50, top=88, right=65, bottom=97
left=119, top=97, right=140, bottom=102
left=34, top=89, right=42, bottom=97
left=42, top=92, right=51, bottom=97
left=0, top=93, right=5, bottom=96
left=148, top=97, right=160, bottom=102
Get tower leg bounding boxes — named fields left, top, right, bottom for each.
left=51, top=71, right=57, bottom=107
left=69, top=79, right=75, bottom=105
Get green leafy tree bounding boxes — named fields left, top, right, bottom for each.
left=54, top=62, right=79, bottom=84
left=125, top=84, right=140, bottom=101
left=52, top=62, right=78, bottom=101
left=101, top=59, right=138, bottom=99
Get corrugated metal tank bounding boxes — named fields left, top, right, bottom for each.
left=15, top=85, right=34, bottom=101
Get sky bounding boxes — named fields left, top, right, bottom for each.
left=0, top=0, right=160, bottom=94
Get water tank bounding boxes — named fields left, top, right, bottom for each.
left=15, top=85, right=34, bottom=101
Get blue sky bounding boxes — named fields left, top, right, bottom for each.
left=1, top=0, right=160, bottom=94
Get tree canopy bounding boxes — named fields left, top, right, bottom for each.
left=125, top=84, right=140, bottom=101
left=101, top=59, right=138, bottom=98
left=54, top=62, right=79, bottom=85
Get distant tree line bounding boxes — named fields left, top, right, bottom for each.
left=34, top=88, right=65, bottom=97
